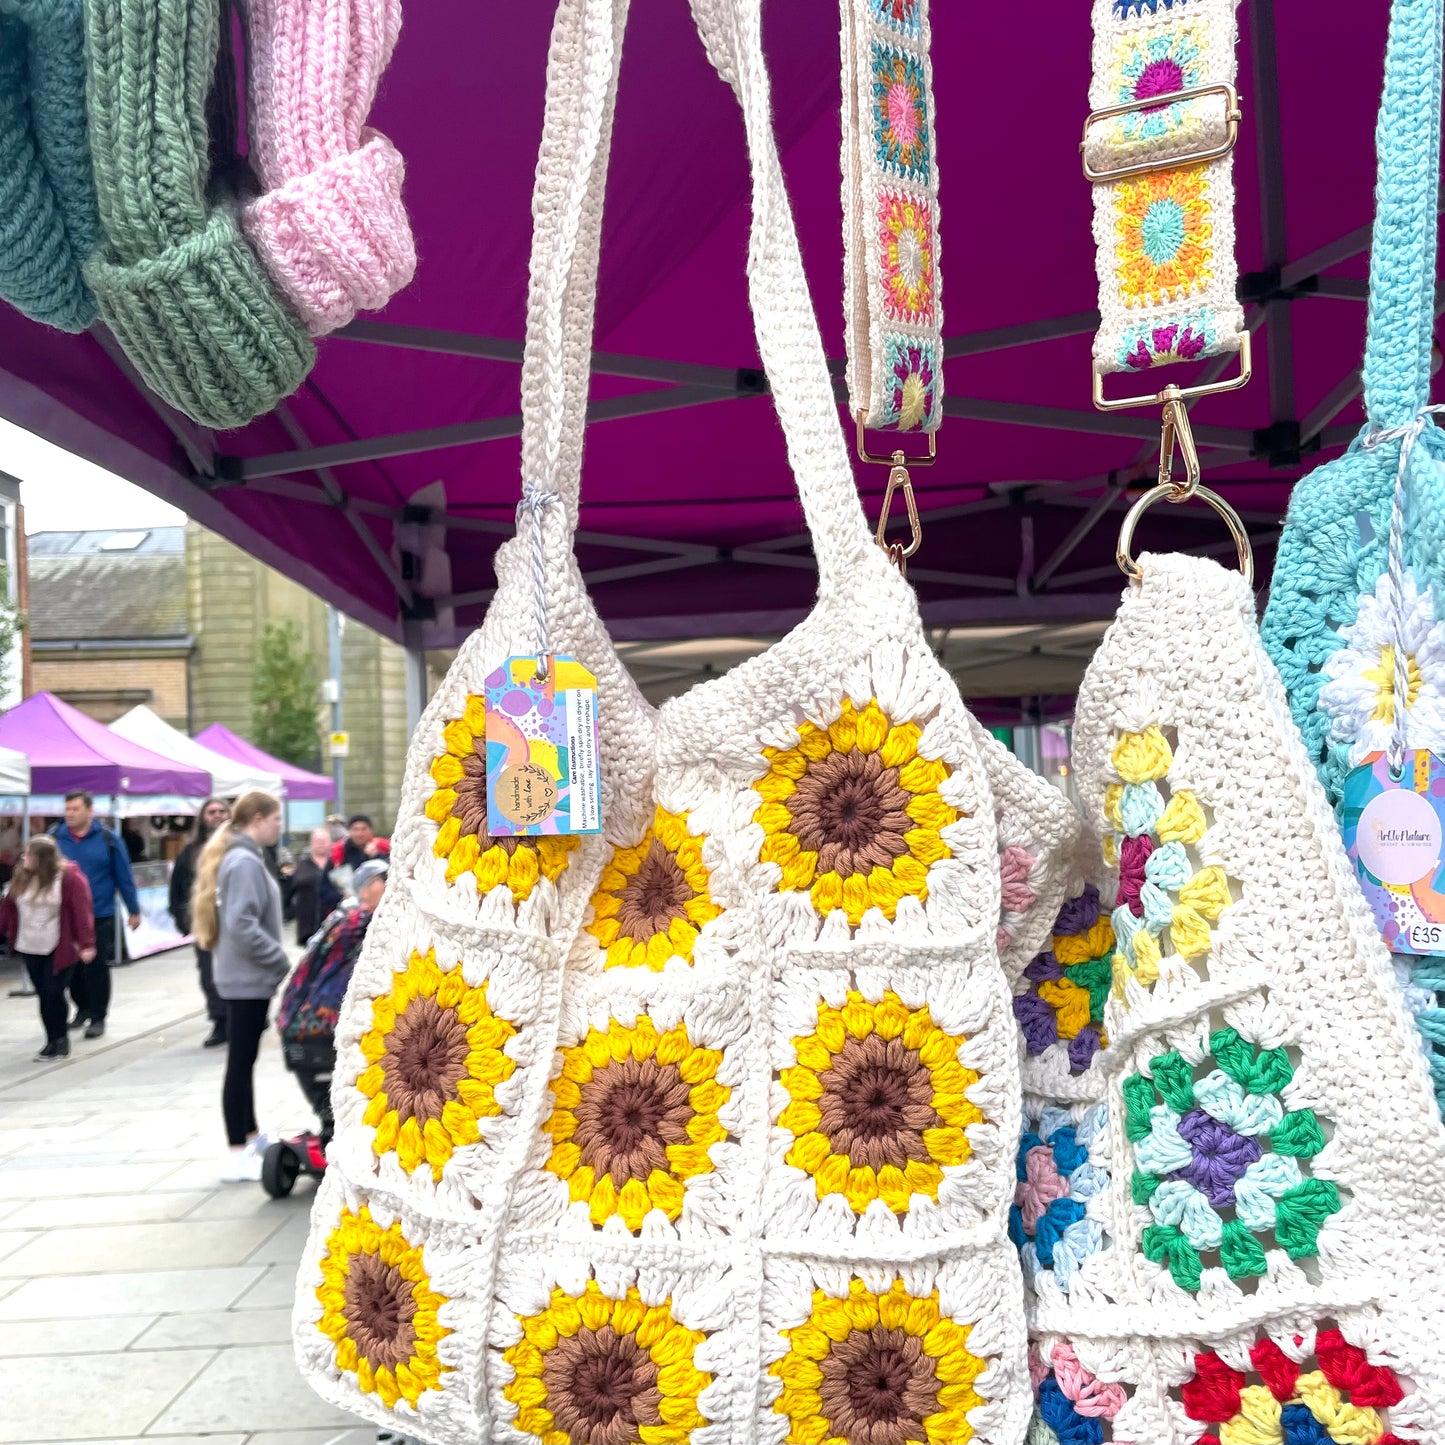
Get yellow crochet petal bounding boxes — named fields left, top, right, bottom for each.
left=1111, top=725, right=1173, bottom=784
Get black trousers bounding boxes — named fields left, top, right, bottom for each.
left=222, top=998, right=270, bottom=1146
left=197, top=949, right=224, bottom=1023
left=24, top=954, right=74, bottom=1045
left=67, top=917, right=115, bottom=1023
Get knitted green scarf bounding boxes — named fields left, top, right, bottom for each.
left=0, top=0, right=99, bottom=332
left=82, top=0, right=314, bottom=428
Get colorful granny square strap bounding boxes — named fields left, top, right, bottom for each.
left=841, top=0, right=943, bottom=433
left=1085, top=0, right=1248, bottom=388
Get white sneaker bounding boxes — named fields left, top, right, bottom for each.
left=243, top=1133, right=273, bottom=1157
left=220, top=1147, right=263, bottom=1183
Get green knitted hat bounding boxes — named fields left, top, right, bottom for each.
left=0, top=0, right=99, bottom=332
left=82, top=0, right=314, bottom=429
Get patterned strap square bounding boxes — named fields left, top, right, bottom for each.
left=1086, top=0, right=1247, bottom=378
left=840, top=0, right=943, bottom=431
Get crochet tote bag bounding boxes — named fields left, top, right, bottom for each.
left=291, top=0, right=1078, bottom=1441
left=1015, top=548, right=1445, bottom=1444
left=1260, top=0, right=1445, bottom=1115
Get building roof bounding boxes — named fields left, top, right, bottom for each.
left=30, top=528, right=189, bottom=643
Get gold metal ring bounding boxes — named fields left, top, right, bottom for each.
left=1116, top=482, right=1253, bottom=587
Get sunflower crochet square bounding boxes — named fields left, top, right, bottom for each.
left=489, top=1244, right=744, bottom=1445
left=763, top=954, right=1011, bottom=1241
left=294, top=1173, right=482, bottom=1439
left=1122, top=1027, right=1343, bottom=1293
left=328, top=917, right=553, bottom=1213
left=759, top=1253, right=1015, bottom=1445
left=507, top=971, right=751, bottom=1239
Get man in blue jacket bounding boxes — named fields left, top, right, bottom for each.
left=52, top=790, right=140, bottom=1039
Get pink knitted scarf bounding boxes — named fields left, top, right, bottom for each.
left=242, top=0, right=414, bottom=335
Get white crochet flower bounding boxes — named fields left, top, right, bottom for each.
left=1319, top=571, right=1445, bottom=765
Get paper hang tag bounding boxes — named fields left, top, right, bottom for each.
left=1342, top=750, right=1445, bottom=955
left=484, top=655, right=602, bottom=836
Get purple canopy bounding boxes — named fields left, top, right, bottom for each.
left=0, top=692, right=212, bottom=795
left=194, top=724, right=335, bottom=801
left=0, top=4, right=1425, bottom=641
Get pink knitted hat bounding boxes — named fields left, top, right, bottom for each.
left=242, top=0, right=414, bottom=336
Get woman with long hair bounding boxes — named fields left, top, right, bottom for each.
left=192, top=790, right=289, bottom=1182
left=169, top=796, right=231, bottom=1048
left=0, top=836, right=96, bottom=1060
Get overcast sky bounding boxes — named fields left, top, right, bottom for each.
left=0, top=417, right=185, bottom=535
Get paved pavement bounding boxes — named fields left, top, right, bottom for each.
left=0, top=945, right=373, bottom=1445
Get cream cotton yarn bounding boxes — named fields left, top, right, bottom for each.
left=1013, top=550, right=1445, bottom=1444
left=291, top=0, right=1077, bottom=1439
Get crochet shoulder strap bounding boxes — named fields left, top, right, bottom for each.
left=1361, top=0, right=1444, bottom=429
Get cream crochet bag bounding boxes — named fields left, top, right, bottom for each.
left=1014, top=550, right=1445, bottom=1443
left=291, top=0, right=1077, bottom=1440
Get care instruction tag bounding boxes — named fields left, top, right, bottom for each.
left=1342, top=749, right=1445, bottom=955
left=484, top=655, right=602, bottom=836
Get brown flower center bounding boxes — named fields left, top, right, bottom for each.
left=381, top=995, right=472, bottom=1125
left=541, top=1324, right=663, bottom=1445
left=342, top=1251, right=418, bottom=1371
left=575, top=1056, right=693, bottom=1187
left=818, top=1032, right=940, bottom=1172
left=452, top=753, right=525, bottom=854
left=787, top=749, right=914, bottom=878
left=818, top=1326, right=940, bottom=1445
left=613, top=839, right=693, bottom=941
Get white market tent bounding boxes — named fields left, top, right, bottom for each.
left=109, top=705, right=284, bottom=798
left=0, top=745, right=29, bottom=795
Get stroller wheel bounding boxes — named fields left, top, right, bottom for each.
left=262, top=1142, right=300, bottom=1198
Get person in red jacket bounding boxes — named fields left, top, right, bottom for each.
left=0, top=836, right=97, bottom=1061
left=330, top=814, right=390, bottom=872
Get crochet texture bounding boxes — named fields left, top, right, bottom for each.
left=0, top=0, right=99, bottom=331
left=242, top=0, right=415, bottom=335
left=82, top=0, right=314, bottom=428
left=1011, top=552, right=1445, bottom=1444
left=291, top=0, right=1079, bottom=1440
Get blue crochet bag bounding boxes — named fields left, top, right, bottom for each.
left=1261, top=0, right=1445, bottom=1109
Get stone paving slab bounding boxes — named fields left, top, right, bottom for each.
left=0, top=945, right=352, bottom=1443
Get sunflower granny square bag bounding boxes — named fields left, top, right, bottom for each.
left=290, top=0, right=1077, bottom=1440
left=1011, top=546, right=1445, bottom=1444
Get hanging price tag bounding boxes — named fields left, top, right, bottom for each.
left=484, top=655, right=602, bottom=836
left=1342, top=750, right=1445, bottom=955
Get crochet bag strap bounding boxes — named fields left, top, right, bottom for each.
left=1261, top=0, right=1445, bottom=806
left=514, top=0, right=898, bottom=645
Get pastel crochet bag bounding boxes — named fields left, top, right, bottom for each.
left=1260, top=0, right=1445, bottom=1114
left=1013, top=546, right=1445, bottom=1443
left=291, top=0, right=1076, bottom=1440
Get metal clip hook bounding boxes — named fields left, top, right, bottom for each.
left=1157, top=386, right=1200, bottom=497
left=875, top=452, right=922, bottom=574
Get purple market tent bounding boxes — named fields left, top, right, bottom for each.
left=194, top=724, right=334, bottom=802
left=0, top=4, right=1433, bottom=691
left=0, top=692, right=210, bottom=797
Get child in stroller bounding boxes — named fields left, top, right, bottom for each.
left=262, top=859, right=387, bottom=1197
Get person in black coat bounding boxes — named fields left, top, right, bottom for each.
left=290, top=828, right=342, bottom=945
left=169, top=797, right=231, bottom=1047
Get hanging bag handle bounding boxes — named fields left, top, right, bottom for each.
left=511, top=0, right=904, bottom=635
left=1361, top=0, right=1445, bottom=430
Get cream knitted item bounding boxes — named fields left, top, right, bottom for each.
left=1013, top=551, right=1445, bottom=1443
left=290, top=0, right=1076, bottom=1440
left=242, top=0, right=414, bottom=335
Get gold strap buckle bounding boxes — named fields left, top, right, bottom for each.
left=1081, top=82, right=1242, bottom=183
left=856, top=411, right=938, bottom=467
left=1093, top=330, right=1252, bottom=412
left=875, top=455, right=922, bottom=575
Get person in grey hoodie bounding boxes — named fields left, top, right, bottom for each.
left=191, top=791, right=288, bottom=1183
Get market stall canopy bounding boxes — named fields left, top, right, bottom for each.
left=0, top=745, right=30, bottom=795
left=193, top=724, right=334, bottom=801
left=110, top=705, right=285, bottom=798
left=0, top=693, right=211, bottom=795
left=0, top=4, right=1428, bottom=642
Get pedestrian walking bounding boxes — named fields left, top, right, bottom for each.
left=192, top=790, right=291, bottom=1183
left=168, top=796, right=231, bottom=1048
left=0, top=837, right=96, bottom=1061
left=290, top=827, right=341, bottom=945
left=51, top=790, right=139, bottom=1040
